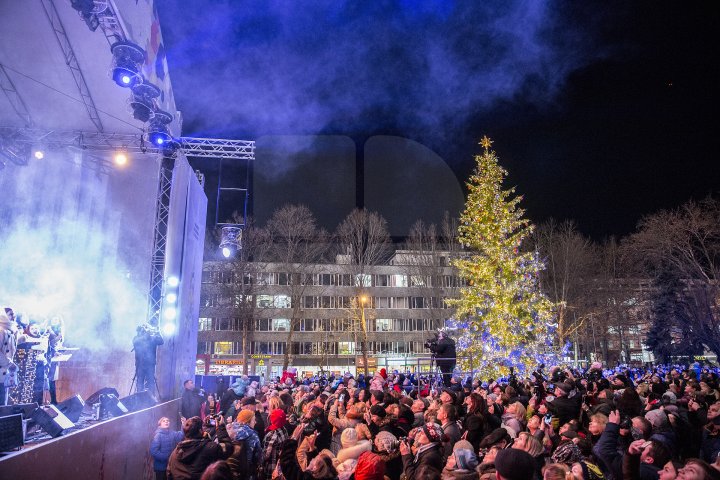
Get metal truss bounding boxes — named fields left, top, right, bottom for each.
left=0, top=64, right=34, bottom=127
left=147, top=155, right=175, bottom=326
left=40, top=0, right=104, bottom=132
left=0, top=127, right=255, bottom=160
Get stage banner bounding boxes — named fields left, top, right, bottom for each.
left=157, top=153, right=207, bottom=399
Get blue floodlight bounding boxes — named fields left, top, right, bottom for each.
left=167, top=276, right=179, bottom=287
left=162, top=323, right=176, bottom=336
left=166, top=293, right=177, bottom=304
left=163, top=307, right=177, bottom=321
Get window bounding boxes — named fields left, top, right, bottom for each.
left=256, top=295, right=273, bottom=308
left=339, top=342, right=355, bottom=355
left=216, top=318, right=230, bottom=330
left=410, top=275, right=428, bottom=287
left=375, top=274, right=389, bottom=287
left=390, top=274, right=407, bottom=287
left=338, top=274, right=352, bottom=286
left=198, top=318, right=213, bottom=331
left=354, top=274, right=372, bottom=287
left=255, top=319, right=270, bottom=331
left=197, top=341, right=210, bottom=354
left=410, top=297, right=426, bottom=309
left=214, top=342, right=233, bottom=355
left=375, top=319, right=391, bottom=332
left=275, top=295, right=291, bottom=308
left=272, top=318, right=290, bottom=331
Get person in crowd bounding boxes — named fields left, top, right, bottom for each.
left=399, top=422, right=444, bottom=479
left=261, top=409, right=289, bottom=479
left=199, top=461, right=233, bottom=480
left=354, top=450, right=386, bottom=480
left=151, top=416, right=184, bottom=480
left=181, top=380, right=206, bottom=420
left=441, top=439, right=479, bottom=480
left=334, top=427, right=371, bottom=480
left=167, top=416, right=233, bottom=480
left=227, top=409, right=263, bottom=479
left=495, top=447, right=538, bottom=480
left=201, top=393, right=219, bottom=422
left=438, top=403, right=462, bottom=458
left=0, top=310, right=17, bottom=406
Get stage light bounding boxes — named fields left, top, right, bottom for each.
left=130, top=82, right=160, bottom=122
left=114, top=152, right=128, bottom=166
left=148, top=123, right=173, bottom=147
left=166, top=293, right=177, bottom=304
left=219, top=226, right=242, bottom=259
left=167, top=276, right=179, bottom=287
left=163, top=307, right=177, bottom=321
left=110, top=41, right=145, bottom=89
left=162, top=323, right=176, bottom=336
left=34, top=150, right=44, bottom=160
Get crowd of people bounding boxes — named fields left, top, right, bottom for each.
left=150, top=362, right=720, bottom=480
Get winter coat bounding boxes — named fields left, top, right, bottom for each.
left=335, top=440, right=372, bottom=480
left=150, top=427, right=184, bottom=472
left=234, top=423, right=263, bottom=473
left=369, top=373, right=385, bottom=392
left=166, top=426, right=232, bottom=480
left=180, top=388, right=205, bottom=419
left=442, top=421, right=462, bottom=458
left=592, top=422, right=624, bottom=480
left=0, top=329, right=17, bottom=383
left=376, top=450, right=403, bottom=480
left=401, top=442, right=443, bottom=480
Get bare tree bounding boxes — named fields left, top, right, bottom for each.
left=265, top=204, right=328, bottom=370
left=532, top=219, right=596, bottom=351
left=336, top=209, right=392, bottom=377
left=624, top=197, right=720, bottom=356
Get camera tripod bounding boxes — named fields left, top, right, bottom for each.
left=129, top=366, right=161, bottom=400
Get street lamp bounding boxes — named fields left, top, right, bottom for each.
left=359, top=295, right=369, bottom=378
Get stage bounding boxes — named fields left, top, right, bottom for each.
left=0, top=399, right=180, bottom=480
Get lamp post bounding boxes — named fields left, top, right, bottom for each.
left=359, top=295, right=369, bottom=378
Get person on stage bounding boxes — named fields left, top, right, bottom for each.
left=0, top=310, right=17, bottom=406
left=133, top=323, right=164, bottom=397
left=429, top=330, right=456, bottom=387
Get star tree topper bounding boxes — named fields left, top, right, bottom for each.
left=479, top=135, right=494, bottom=153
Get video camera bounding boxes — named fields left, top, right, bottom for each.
left=424, top=333, right=439, bottom=351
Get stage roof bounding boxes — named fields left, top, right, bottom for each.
left=0, top=0, right=178, bottom=135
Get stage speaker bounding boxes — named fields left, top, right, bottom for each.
left=0, top=414, right=24, bottom=451
left=0, top=402, right=38, bottom=419
left=100, top=393, right=128, bottom=417
left=57, top=394, right=85, bottom=423
left=85, top=387, right=120, bottom=406
left=120, top=390, right=156, bottom=412
left=31, top=404, right=74, bottom=438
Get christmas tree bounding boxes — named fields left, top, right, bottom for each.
left=447, top=136, right=558, bottom=378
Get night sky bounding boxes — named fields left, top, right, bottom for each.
left=157, top=1, right=719, bottom=240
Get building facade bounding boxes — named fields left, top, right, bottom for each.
left=197, top=250, right=462, bottom=378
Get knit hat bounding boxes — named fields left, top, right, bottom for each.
left=341, top=427, right=358, bottom=447
left=453, top=441, right=479, bottom=470
left=494, top=448, right=536, bottom=480
left=661, top=391, right=677, bottom=405
left=421, top=422, right=444, bottom=443
left=374, top=431, right=398, bottom=453
left=379, top=368, right=387, bottom=379
left=354, top=451, right=385, bottom=480
left=645, top=409, right=669, bottom=430
left=551, top=440, right=584, bottom=465
left=267, top=409, right=287, bottom=431
left=237, top=409, right=254, bottom=424
left=580, top=461, right=604, bottom=480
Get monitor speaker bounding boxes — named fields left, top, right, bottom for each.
left=31, top=404, right=74, bottom=438
left=0, top=402, right=38, bottom=419
left=57, top=394, right=85, bottom=423
left=100, top=393, right=128, bottom=417
left=85, top=387, right=120, bottom=406
left=0, top=414, right=24, bottom=451
left=120, top=390, right=156, bottom=412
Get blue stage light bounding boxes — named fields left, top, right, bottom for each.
left=110, top=42, right=145, bottom=88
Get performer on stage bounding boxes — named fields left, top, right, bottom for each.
left=132, top=323, right=164, bottom=396
left=0, top=309, right=18, bottom=406
left=47, top=316, right=65, bottom=404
